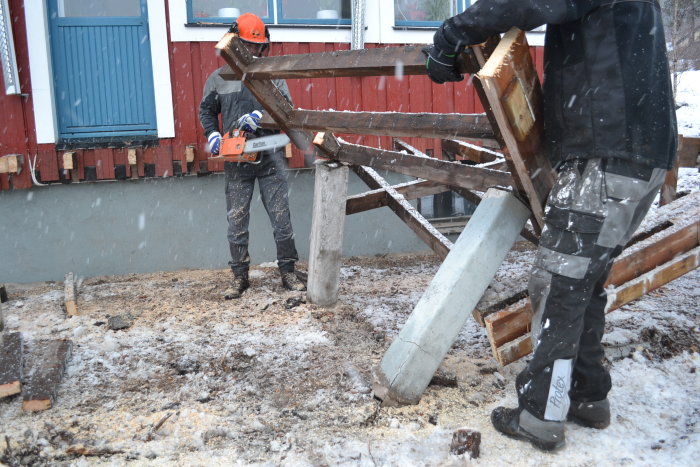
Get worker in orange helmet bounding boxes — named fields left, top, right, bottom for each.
left=199, top=13, right=306, bottom=299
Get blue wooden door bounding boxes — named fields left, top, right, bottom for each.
left=48, top=0, right=157, bottom=139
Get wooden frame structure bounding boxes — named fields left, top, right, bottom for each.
left=214, top=29, right=697, bottom=383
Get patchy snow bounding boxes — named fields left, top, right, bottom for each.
left=676, top=69, right=700, bottom=137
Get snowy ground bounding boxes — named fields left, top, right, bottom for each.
left=1, top=73, right=699, bottom=466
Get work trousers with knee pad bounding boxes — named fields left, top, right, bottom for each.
left=516, top=158, right=666, bottom=422
left=224, top=150, right=299, bottom=276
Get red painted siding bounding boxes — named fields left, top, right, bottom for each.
left=0, top=0, right=545, bottom=191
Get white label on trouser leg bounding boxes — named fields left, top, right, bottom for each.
left=544, top=359, right=573, bottom=421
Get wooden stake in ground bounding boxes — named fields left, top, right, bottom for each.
left=64, top=272, right=77, bottom=316
left=22, top=339, right=72, bottom=412
left=0, top=332, right=23, bottom=399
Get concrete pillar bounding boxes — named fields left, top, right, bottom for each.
left=307, top=162, right=349, bottom=306
left=373, top=188, right=531, bottom=406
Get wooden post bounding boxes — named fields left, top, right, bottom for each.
left=64, top=272, right=78, bottom=316
left=307, top=161, right=349, bottom=306
left=373, top=188, right=531, bottom=406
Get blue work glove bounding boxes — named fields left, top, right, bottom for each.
left=236, top=110, right=263, bottom=133
left=207, top=131, right=221, bottom=155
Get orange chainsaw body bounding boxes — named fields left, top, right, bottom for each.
left=217, top=130, right=260, bottom=163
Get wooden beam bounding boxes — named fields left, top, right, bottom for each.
left=352, top=165, right=453, bottom=259
left=477, top=28, right=555, bottom=232
left=0, top=332, right=23, bottom=399
left=606, top=246, right=700, bottom=312
left=259, top=110, right=497, bottom=143
left=607, top=221, right=699, bottom=287
left=216, top=33, right=315, bottom=154
left=64, top=272, right=78, bottom=316
left=219, top=44, right=481, bottom=80
left=484, top=195, right=700, bottom=365
left=22, top=339, right=72, bottom=412
left=346, top=179, right=451, bottom=215
left=441, top=139, right=503, bottom=163
left=320, top=137, right=512, bottom=193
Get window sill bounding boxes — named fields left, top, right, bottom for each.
left=185, top=22, right=353, bottom=29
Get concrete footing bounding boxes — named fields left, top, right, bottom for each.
left=307, top=162, right=349, bottom=306
left=373, top=188, right=531, bottom=406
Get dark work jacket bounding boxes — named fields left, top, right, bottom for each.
left=199, top=66, right=290, bottom=141
left=439, top=0, right=677, bottom=169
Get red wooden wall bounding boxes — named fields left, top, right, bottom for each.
left=0, top=0, right=545, bottom=191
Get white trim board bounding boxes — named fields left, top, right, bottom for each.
left=25, top=0, right=174, bottom=144
left=168, top=1, right=545, bottom=46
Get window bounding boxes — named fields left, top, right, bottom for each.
left=187, top=0, right=351, bottom=25
left=394, top=0, right=471, bottom=27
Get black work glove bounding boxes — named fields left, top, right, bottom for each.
left=422, top=46, right=463, bottom=84
left=423, top=22, right=465, bottom=84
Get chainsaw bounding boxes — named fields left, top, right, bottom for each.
left=210, top=130, right=290, bottom=164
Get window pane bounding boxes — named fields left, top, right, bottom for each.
left=394, top=0, right=458, bottom=23
left=58, top=0, right=141, bottom=17
left=280, top=0, right=351, bottom=21
left=191, top=0, right=269, bottom=19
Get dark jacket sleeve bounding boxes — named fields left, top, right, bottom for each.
left=440, top=0, right=608, bottom=48
left=199, top=73, right=221, bottom=138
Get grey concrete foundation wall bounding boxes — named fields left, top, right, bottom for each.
left=0, top=169, right=431, bottom=283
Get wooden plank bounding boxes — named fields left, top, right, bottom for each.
left=477, top=28, right=555, bottom=232
left=64, top=272, right=78, bottom=316
left=660, top=158, right=679, bottom=206
left=22, top=339, right=72, bottom=412
left=0, top=332, right=23, bottom=399
left=442, top=139, right=502, bottom=163
left=216, top=33, right=315, bottom=154
left=606, top=246, right=700, bottom=312
left=259, top=110, right=496, bottom=143
left=607, top=221, right=699, bottom=287
left=219, top=45, right=481, bottom=80
left=677, top=135, right=700, bottom=168
left=316, top=134, right=511, bottom=193
left=352, top=165, right=453, bottom=259
left=485, top=298, right=532, bottom=350
left=489, top=248, right=700, bottom=366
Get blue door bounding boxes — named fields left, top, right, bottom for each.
left=48, top=0, right=157, bottom=140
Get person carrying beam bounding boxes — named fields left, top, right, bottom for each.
left=199, top=13, right=306, bottom=299
left=424, top=0, right=677, bottom=451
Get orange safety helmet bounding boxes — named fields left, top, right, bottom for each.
left=229, top=13, right=269, bottom=44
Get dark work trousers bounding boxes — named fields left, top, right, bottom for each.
left=516, top=158, right=666, bottom=422
left=224, top=150, right=299, bottom=276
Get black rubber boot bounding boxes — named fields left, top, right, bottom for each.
left=281, top=271, right=306, bottom=291
left=568, top=399, right=610, bottom=429
left=491, top=407, right=565, bottom=451
left=224, top=273, right=249, bottom=300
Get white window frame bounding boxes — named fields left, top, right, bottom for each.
left=25, top=0, right=174, bottom=144
left=170, top=1, right=544, bottom=46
